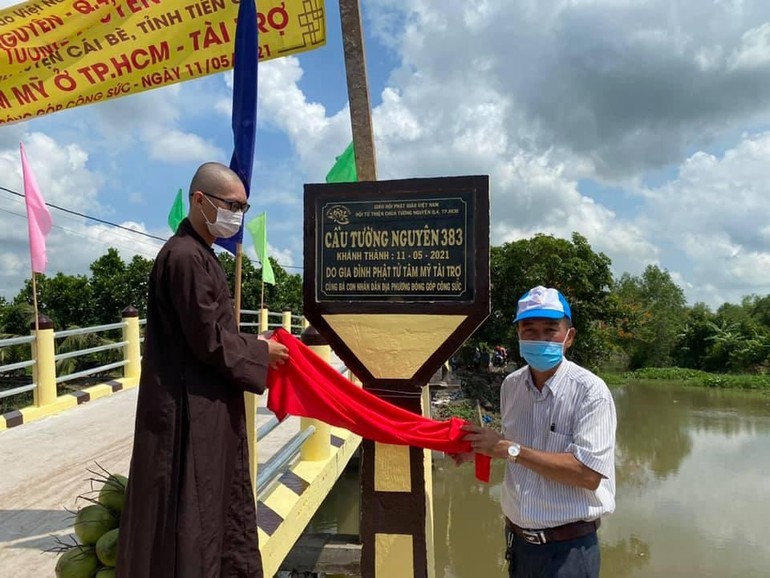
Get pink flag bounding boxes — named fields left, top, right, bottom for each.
left=20, top=143, right=53, bottom=273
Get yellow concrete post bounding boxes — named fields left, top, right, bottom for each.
left=122, top=306, right=141, bottom=384
left=259, top=307, right=269, bottom=334
left=245, top=308, right=271, bottom=500
left=300, top=326, right=331, bottom=461
left=303, top=316, right=310, bottom=329
left=31, top=315, right=56, bottom=407
left=282, top=309, right=292, bottom=332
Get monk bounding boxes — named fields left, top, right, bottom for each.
left=117, top=162, right=289, bottom=578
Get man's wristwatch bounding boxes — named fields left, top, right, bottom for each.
left=507, top=442, right=521, bottom=463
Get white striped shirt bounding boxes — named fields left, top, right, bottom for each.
left=500, top=360, right=616, bottom=529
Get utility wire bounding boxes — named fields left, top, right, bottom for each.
left=0, top=192, right=166, bottom=257
left=0, top=185, right=168, bottom=242
left=0, top=185, right=303, bottom=270
left=0, top=206, right=161, bottom=261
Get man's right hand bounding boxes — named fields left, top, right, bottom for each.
left=261, top=337, right=289, bottom=369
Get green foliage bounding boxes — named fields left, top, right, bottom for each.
left=1, top=301, right=34, bottom=337
left=5, top=249, right=154, bottom=332
left=89, top=249, right=153, bottom=323
left=218, top=253, right=302, bottom=314
left=14, top=273, right=93, bottom=329
left=613, top=265, right=687, bottom=369
left=476, top=232, right=618, bottom=370
left=629, top=367, right=709, bottom=381
left=673, top=302, right=716, bottom=369
left=700, top=373, right=770, bottom=390
left=601, top=367, right=770, bottom=390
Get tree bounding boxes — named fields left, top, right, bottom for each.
left=674, top=302, right=717, bottom=369
left=89, top=248, right=154, bottom=322
left=262, top=257, right=302, bottom=312
left=13, top=273, right=94, bottom=329
left=702, top=303, right=770, bottom=372
left=613, top=265, right=687, bottom=369
left=475, top=233, right=618, bottom=370
left=218, top=254, right=302, bottom=315
left=746, top=294, right=770, bottom=329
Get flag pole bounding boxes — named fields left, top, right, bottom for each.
left=234, top=242, right=243, bottom=317
left=234, top=240, right=258, bottom=499
left=31, top=270, right=40, bottom=333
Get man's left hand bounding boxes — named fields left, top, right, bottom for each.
left=462, top=424, right=504, bottom=457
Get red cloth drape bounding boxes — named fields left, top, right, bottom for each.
left=266, top=328, right=490, bottom=482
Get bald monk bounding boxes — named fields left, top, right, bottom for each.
left=117, top=162, right=289, bottom=578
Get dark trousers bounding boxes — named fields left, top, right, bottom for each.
left=505, top=525, right=600, bottom=578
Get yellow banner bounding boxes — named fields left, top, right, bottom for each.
left=0, top=0, right=326, bottom=124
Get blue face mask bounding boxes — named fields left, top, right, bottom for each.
left=519, top=334, right=569, bottom=371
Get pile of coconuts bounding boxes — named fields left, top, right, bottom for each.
left=53, top=465, right=128, bottom=578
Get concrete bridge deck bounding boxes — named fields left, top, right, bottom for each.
left=0, top=387, right=300, bottom=577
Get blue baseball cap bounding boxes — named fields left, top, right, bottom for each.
left=513, top=286, right=572, bottom=323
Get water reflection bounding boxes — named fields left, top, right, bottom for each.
left=433, top=461, right=508, bottom=577
left=614, top=382, right=694, bottom=484
left=600, top=535, right=651, bottom=577
left=604, top=383, right=770, bottom=578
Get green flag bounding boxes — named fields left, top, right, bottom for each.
left=246, top=212, right=275, bottom=285
left=167, top=188, right=185, bottom=233
left=325, top=141, right=358, bottom=183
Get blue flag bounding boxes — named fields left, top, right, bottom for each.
left=217, top=0, right=258, bottom=254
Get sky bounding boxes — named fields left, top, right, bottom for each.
left=2, top=0, right=770, bottom=309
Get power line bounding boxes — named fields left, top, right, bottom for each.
left=0, top=193, right=167, bottom=258
left=0, top=185, right=303, bottom=270
left=0, top=206, right=161, bottom=261
left=0, top=185, right=168, bottom=242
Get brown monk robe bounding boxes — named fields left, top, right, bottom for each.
left=117, top=163, right=288, bottom=578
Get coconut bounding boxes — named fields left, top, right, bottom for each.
left=74, top=504, right=117, bottom=545
left=95, top=528, right=119, bottom=567
left=55, top=546, right=99, bottom=578
left=98, top=473, right=128, bottom=514
left=95, top=568, right=116, bottom=578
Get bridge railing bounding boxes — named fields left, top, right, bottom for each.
left=240, top=309, right=307, bottom=335
left=0, top=334, right=37, bottom=403
left=0, top=306, right=305, bottom=418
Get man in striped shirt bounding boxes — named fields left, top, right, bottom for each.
left=462, top=286, right=616, bottom=577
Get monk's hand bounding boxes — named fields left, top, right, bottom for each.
left=449, top=452, right=474, bottom=467
left=461, top=424, right=503, bottom=457
left=259, top=336, right=289, bottom=369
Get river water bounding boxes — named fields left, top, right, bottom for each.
left=309, top=382, right=770, bottom=577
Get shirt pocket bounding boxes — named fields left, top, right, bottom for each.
left=545, top=430, right=573, bottom=453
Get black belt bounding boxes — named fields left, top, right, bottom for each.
left=505, top=517, right=600, bottom=545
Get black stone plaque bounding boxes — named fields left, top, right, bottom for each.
left=316, top=192, right=475, bottom=302
left=304, top=175, right=490, bottom=387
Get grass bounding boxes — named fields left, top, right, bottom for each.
left=599, top=367, right=770, bottom=390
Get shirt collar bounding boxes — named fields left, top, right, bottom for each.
left=178, top=218, right=215, bottom=254
left=525, top=359, right=571, bottom=398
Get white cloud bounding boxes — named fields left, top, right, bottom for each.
left=729, top=23, right=770, bottom=70
left=0, top=134, right=165, bottom=298
left=641, top=131, right=770, bottom=304
left=146, top=129, right=224, bottom=164
left=258, top=57, right=352, bottom=179
left=0, top=132, right=101, bottom=212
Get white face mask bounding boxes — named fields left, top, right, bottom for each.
left=201, top=196, right=243, bottom=239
